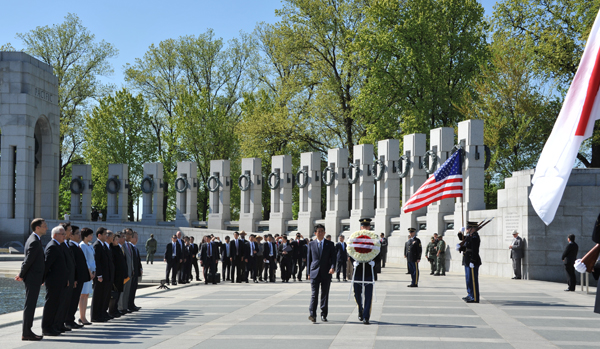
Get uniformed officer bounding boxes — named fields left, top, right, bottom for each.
left=462, top=222, right=481, bottom=303
left=352, top=218, right=376, bottom=325
left=406, top=228, right=422, bottom=287
left=425, top=236, right=437, bottom=275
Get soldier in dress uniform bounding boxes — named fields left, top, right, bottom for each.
left=435, top=234, right=446, bottom=276
left=461, top=222, right=481, bottom=303
left=406, top=228, right=422, bottom=287
left=351, top=218, right=376, bottom=325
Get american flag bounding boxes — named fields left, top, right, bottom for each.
left=402, top=150, right=463, bottom=213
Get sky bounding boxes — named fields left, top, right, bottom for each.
left=0, top=0, right=500, bottom=88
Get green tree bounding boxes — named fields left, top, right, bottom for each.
left=356, top=0, right=489, bottom=142
left=17, top=13, right=118, bottom=181
left=493, top=0, right=600, bottom=166
left=125, top=30, right=256, bottom=220
left=0, top=43, right=15, bottom=51
left=82, top=88, right=157, bottom=220
left=251, top=0, right=369, bottom=156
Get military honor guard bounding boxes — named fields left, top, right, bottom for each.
left=460, top=222, right=482, bottom=303
left=406, top=228, right=422, bottom=287
left=435, top=235, right=446, bottom=276
left=349, top=218, right=378, bottom=325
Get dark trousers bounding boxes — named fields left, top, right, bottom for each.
left=280, top=257, right=292, bottom=281
left=91, top=279, right=104, bottom=320
left=23, top=277, right=42, bottom=335
left=203, top=260, right=217, bottom=283
left=353, top=277, right=373, bottom=321
left=336, top=259, right=347, bottom=280
left=128, top=274, right=138, bottom=309
left=233, top=258, right=245, bottom=282
left=108, top=290, right=121, bottom=315
left=513, top=257, right=522, bottom=279
left=192, top=258, right=200, bottom=280
left=42, top=283, right=64, bottom=331
left=256, top=258, right=263, bottom=280
left=296, top=258, right=305, bottom=280
left=178, top=259, right=186, bottom=282
left=566, top=263, right=577, bottom=291
left=465, top=265, right=480, bottom=302
left=166, top=260, right=178, bottom=283
left=381, top=252, right=387, bottom=268
left=102, top=279, right=112, bottom=316
left=309, top=277, right=331, bottom=317
left=222, top=259, right=231, bottom=280
left=265, top=257, right=276, bottom=282
left=56, top=282, right=73, bottom=327
left=67, top=280, right=84, bottom=323
left=407, top=261, right=419, bottom=286
left=247, top=257, right=257, bottom=281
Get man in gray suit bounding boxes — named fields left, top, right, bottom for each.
left=509, top=230, right=523, bottom=279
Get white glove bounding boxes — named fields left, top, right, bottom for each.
left=461, top=227, right=465, bottom=233
left=455, top=243, right=461, bottom=251
left=368, top=261, right=375, bottom=267
left=469, top=263, right=474, bottom=268
left=353, top=261, right=359, bottom=267
left=574, top=259, right=587, bottom=273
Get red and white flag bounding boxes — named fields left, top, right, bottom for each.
left=403, top=150, right=463, bottom=213
left=530, top=9, right=600, bottom=225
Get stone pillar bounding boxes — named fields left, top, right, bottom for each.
left=141, top=162, right=164, bottom=225
left=207, top=160, right=231, bottom=230
left=426, top=127, right=455, bottom=235
left=269, top=155, right=293, bottom=235
left=0, top=52, right=60, bottom=239
left=106, top=164, right=128, bottom=223
left=454, top=120, right=485, bottom=229
left=400, top=133, right=427, bottom=232
left=70, top=164, right=92, bottom=221
left=298, top=152, right=322, bottom=236
left=350, top=144, right=375, bottom=234
left=175, top=161, right=198, bottom=227
left=325, top=148, right=349, bottom=238
left=374, top=139, right=400, bottom=237
left=239, top=158, right=262, bottom=233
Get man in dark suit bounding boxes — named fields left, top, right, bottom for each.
left=278, top=235, right=293, bottom=282
left=102, top=231, right=116, bottom=320
left=127, top=232, right=143, bottom=311
left=200, top=235, right=218, bottom=284
left=291, top=232, right=306, bottom=282
left=246, top=234, right=259, bottom=283
left=221, top=236, right=232, bottom=281
left=190, top=236, right=201, bottom=281
left=176, top=231, right=187, bottom=284
left=263, top=234, right=278, bottom=282
left=165, top=234, right=181, bottom=285
left=56, top=223, right=76, bottom=332
left=41, top=226, right=69, bottom=336
left=230, top=231, right=245, bottom=283
left=66, top=226, right=89, bottom=328
left=109, top=233, right=127, bottom=318
left=91, top=227, right=110, bottom=322
left=307, top=224, right=336, bottom=323
left=335, top=235, right=347, bottom=282
left=16, top=218, right=47, bottom=340
left=562, top=234, right=579, bottom=292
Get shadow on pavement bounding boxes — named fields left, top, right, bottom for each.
left=488, top=300, right=590, bottom=308
left=376, top=322, right=476, bottom=329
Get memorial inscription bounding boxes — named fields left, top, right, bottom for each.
left=505, top=213, right=520, bottom=240
left=33, top=87, right=53, bottom=103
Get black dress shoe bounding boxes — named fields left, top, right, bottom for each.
left=134, top=306, right=141, bottom=311
left=430, top=272, right=434, bottom=275
left=321, top=315, right=328, bottom=322
left=466, top=299, right=479, bottom=303
left=91, top=318, right=106, bottom=323
left=22, top=333, right=43, bottom=341
left=172, top=282, right=177, bottom=285
left=109, top=312, right=121, bottom=318
left=66, top=321, right=83, bottom=329
left=363, top=319, right=370, bottom=325
left=407, top=284, right=418, bottom=287
left=308, top=315, right=316, bottom=323
left=42, top=330, right=60, bottom=336
left=564, top=288, right=574, bottom=292
left=59, top=325, right=71, bottom=332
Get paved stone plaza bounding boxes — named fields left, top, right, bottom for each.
left=0, top=262, right=598, bottom=349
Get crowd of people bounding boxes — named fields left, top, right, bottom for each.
left=162, top=230, right=388, bottom=285
left=17, top=218, right=143, bottom=341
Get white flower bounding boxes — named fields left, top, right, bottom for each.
left=347, top=230, right=381, bottom=262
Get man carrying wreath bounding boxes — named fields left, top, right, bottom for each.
left=347, top=218, right=381, bottom=325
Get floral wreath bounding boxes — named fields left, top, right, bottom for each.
left=347, top=230, right=381, bottom=262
